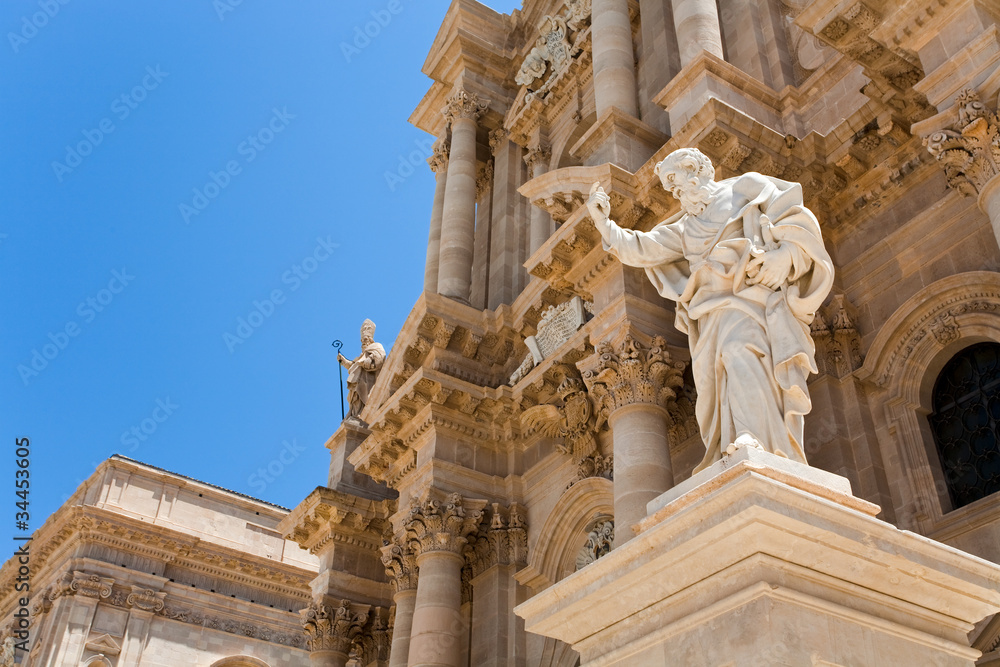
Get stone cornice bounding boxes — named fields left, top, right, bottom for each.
left=277, top=487, right=395, bottom=555
left=0, top=505, right=316, bottom=620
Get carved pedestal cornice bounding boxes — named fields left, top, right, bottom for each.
left=578, top=331, right=687, bottom=425
left=277, top=487, right=394, bottom=556
left=380, top=540, right=419, bottom=594
left=923, top=89, right=1000, bottom=199
left=405, top=494, right=485, bottom=558
left=301, top=599, right=369, bottom=655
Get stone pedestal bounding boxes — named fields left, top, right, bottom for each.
left=515, top=448, right=1000, bottom=666
left=326, top=420, right=393, bottom=501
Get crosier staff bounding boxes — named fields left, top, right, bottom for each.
left=332, top=340, right=345, bottom=420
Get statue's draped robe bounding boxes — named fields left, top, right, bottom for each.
left=347, top=342, right=386, bottom=419
left=598, top=174, right=833, bottom=471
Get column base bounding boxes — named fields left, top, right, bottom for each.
left=515, top=448, right=1000, bottom=666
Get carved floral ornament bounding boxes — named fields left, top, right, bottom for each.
left=521, top=365, right=602, bottom=459
left=464, top=503, right=529, bottom=578
left=924, top=89, right=1000, bottom=197
left=443, top=89, right=489, bottom=124
left=580, top=334, right=687, bottom=422
left=380, top=539, right=419, bottom=593
left=300, top=599, right=368, bottom=654
left=575, top=518, right=613, bottom=570
left=405, top=493, right=484, bottom=556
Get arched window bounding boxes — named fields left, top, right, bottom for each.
left=928, top=342, right=1000, bottom=509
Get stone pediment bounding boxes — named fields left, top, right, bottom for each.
left=85, top=634, right=122, bottom=655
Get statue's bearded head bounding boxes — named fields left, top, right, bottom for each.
left=655, top=148, right=716, bottom=216
left=361, top=319, right=376, bottom=346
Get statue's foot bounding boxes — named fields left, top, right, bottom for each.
left=726, top=433, right=765, bottom=456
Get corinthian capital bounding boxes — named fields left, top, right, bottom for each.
left=380, top=539, right=419, bottom=593
left=300, top=599, right=368, bottom=654
left=923, top=88, right=1000, bottom=197
left=405, top=493, right=485, bottom=556
left=579, top=332, right=686, bottom=422
left=523, top=144, right=551, bottom=179
left=427, top=137, right=450, bottom=174
left=443, top=89, right=489, bottom=124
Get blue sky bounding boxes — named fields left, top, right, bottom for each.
left=2, top=0, right=522, bottom=542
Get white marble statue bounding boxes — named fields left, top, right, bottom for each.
left=587, top=148, right=834, bottom=472
left=337, top=319, right=386, bottom=422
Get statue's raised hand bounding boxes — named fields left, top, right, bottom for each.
left=587, top=182, right=611, bottom=226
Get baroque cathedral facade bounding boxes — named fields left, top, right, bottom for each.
left=4, top=0, right=1000, bottom=664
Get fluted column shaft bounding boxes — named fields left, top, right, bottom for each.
left=424, top=140, right=449, bottom=293
left=309, top=650, right=349, bottom=667
left=389, top=589, right=417, bottom=667
left=581, top=333, right=685, bottom=547
left=438, top=91, right=487, bottom=303
left=670, top=0, right=724, bottom=66
left=525, top=145, right=552, bottom=256
left=408, top=550, right=465, bottom=667
left=608, top=403, right=672, bottom=547
left=592, top=0, right=638, bottom=117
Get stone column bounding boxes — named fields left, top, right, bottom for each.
left=406, top=494, right=485, bottom=667
left=301, top=599, right=369, bottom=667
left=924, top=89, right=1000, bottom=245
left=670, top=0, right=724, bottom=67
left=381, top=541, right=419, bottom=667
left=424, top=137, right=449, bottom=293
left=524, top=144, right=552, bottom=256
left=580, top=332, right=686, bottom=547
left=591, top=0, right=638, bottom=118
left=438, top=90, right=488, bottom=303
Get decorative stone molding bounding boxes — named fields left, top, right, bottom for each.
left=810, top=295, right=864, bottom=379
left=521, top=365, right=600, bottom=459
left=278, top=487, right=393, bottom=556
left=159, top=603, right=305, bottom=648
left=405, top=494, right=484, bottom=557
left=476, top=160, right=494, bottom=199
left=514, top=0, right=592, bottom=100
left=579, top=333, right=687, bottom=423
left=380, top=539, right=419, bottom=594
left=465, top=503, right=528, bottom=579
left=575, top=519, right=613, bottom=570
left=127, top=585, right=166, bottom=613
left=488, top=128, right=509, bottom=155
left=354, top=608, right=392, bottom=665
left=427, top=137, right=450, bottom=174
left=69, top=571, right=114, bottom=599
left=923, top=89, right=1000, bottom=198
left=443, top=89, right=489, bottom=124
left=523, top=145, right=551, bottom=180
left=510, top=296, right=591, bottom=385
left=567, top=454, right=613, bottom=489
left=300, top=599, right=369, bottom=654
